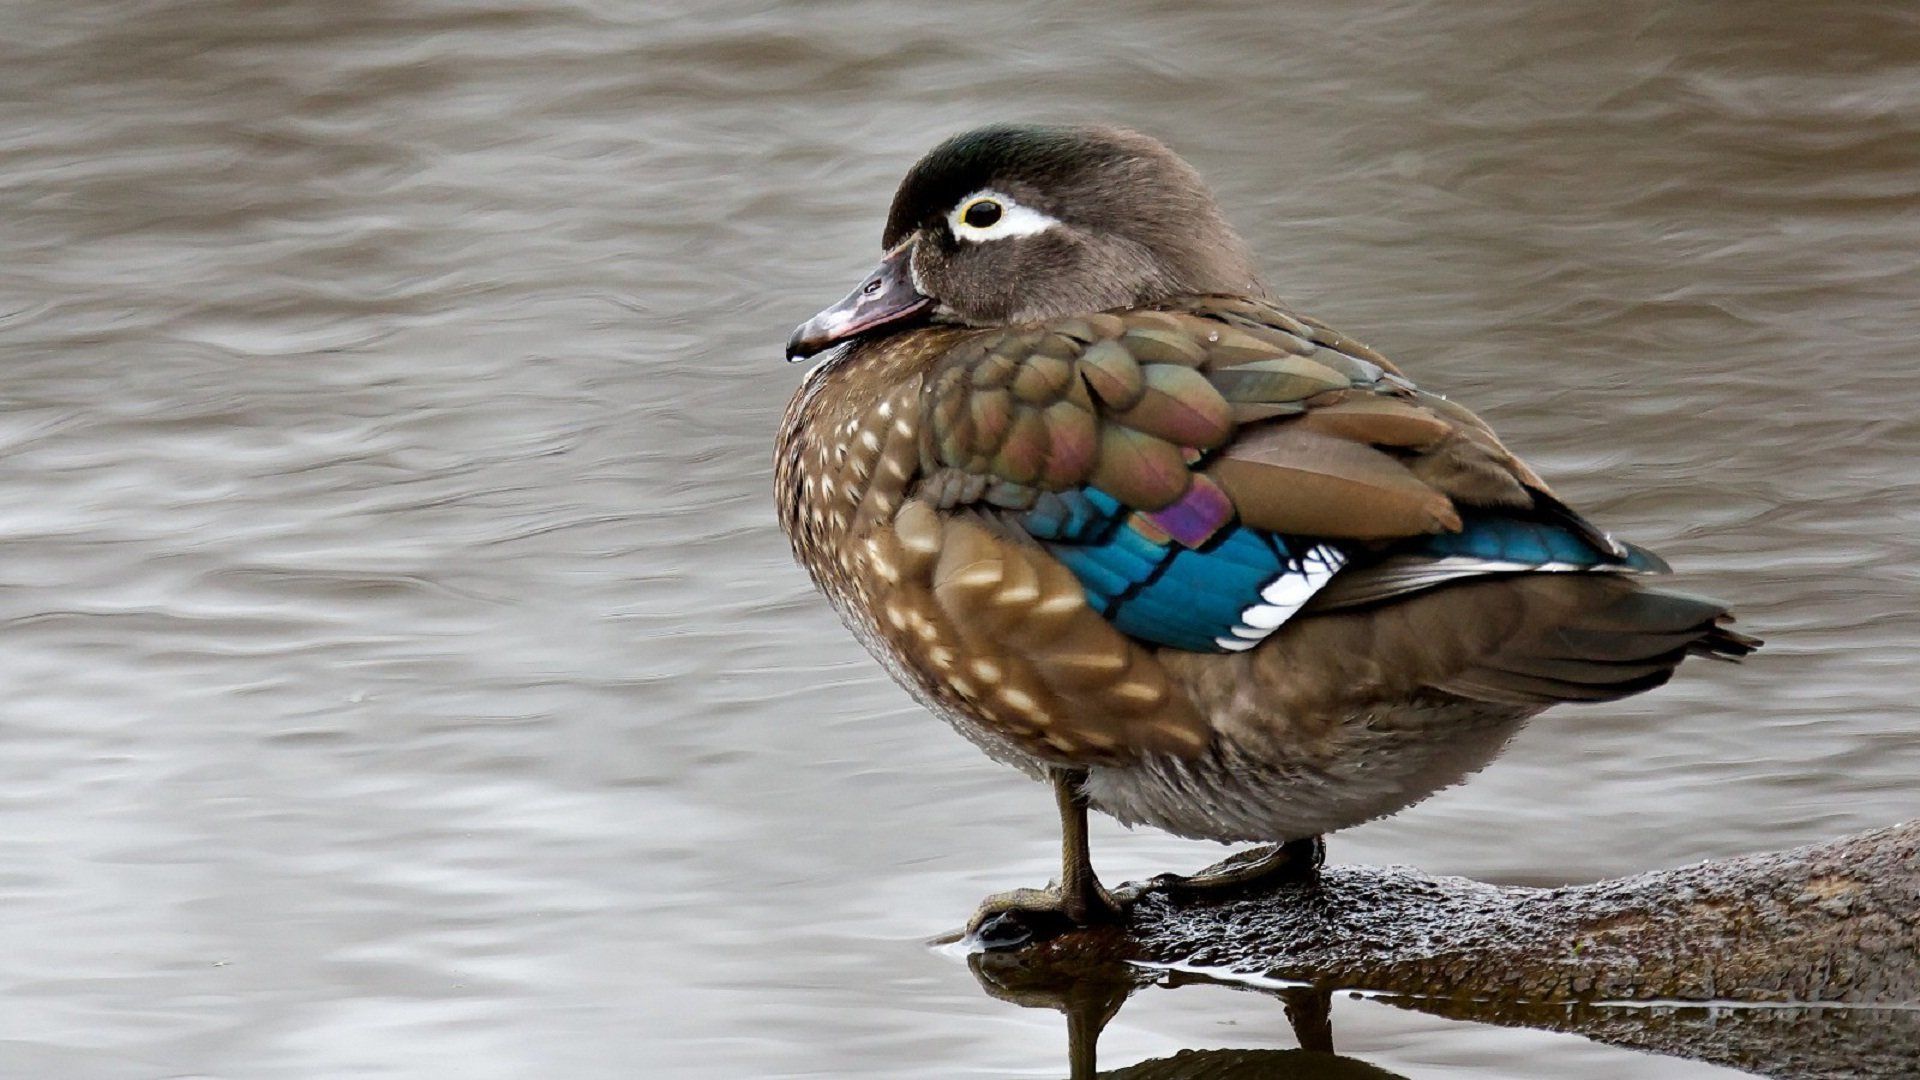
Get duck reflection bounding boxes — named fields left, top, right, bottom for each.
left=968, top=949, right=1393, bottom=1080
left=966, top=946, right=1920, bottom=1080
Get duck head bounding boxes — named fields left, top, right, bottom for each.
left=786, top=124, right=1261, bottom=361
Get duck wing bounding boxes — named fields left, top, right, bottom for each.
left=916, top=294, right=1660, bottom=654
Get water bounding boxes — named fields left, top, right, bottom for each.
left=1, top=1, right=1915, bottom=1076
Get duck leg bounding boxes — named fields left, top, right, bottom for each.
left=967, top=768, right=1124, bottom=945
left=1114, top=836, right=1324, bottom=905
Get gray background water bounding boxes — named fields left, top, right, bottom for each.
left=2, top=1, right=1915, bottom=1076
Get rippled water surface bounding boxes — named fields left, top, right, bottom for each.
left=2, top=2, right=1916, bottom=1077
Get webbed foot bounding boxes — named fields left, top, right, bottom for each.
left=1113, top=836, right=1324, bottom=906
left=966, top=879, right=1126, bottom=949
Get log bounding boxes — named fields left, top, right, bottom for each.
left=966, top=822, right=1920, bottom=1079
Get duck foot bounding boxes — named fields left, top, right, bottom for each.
left=966, top=880, right=1126, bottom=950
left=964, top=768, right=1131, bottom=950
left=1114, top=836, right=1324, bottom=906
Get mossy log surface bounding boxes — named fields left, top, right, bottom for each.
left=1014, top=822, right=1918, bottom=1004
left=974, top=823, right=1919, bottom=1079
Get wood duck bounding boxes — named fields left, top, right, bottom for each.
left=776, top=125, right=1758, bottom=940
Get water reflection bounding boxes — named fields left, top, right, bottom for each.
left=970, top=949, right=1920, bottom=1079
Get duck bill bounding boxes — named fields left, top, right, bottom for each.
left=785, top=245, right=933, bottom=362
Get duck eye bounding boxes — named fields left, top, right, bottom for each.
left=961, top=199, right=1002, bottom=229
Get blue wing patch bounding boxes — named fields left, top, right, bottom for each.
left=1416, top=512, right=1666, bottom=572
left=1019, top=488, right=1346, bottom=653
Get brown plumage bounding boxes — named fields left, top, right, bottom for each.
left=775, top=124, right=1757, bottom=935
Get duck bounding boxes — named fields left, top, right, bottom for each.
left=775, top=124, right=1758, bottom=942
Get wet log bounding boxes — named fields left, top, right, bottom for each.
left=983, top=818, right=1912, bottom=1068
left=970, top=823, right=1920, bottom=1079
left=1004, top=821, right=1919, bottom=1004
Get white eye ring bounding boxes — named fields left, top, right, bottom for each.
left=947, top=190, right=1060, bottom=242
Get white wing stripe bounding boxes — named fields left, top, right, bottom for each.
left=1215, top=544, right=1347, bottom=652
